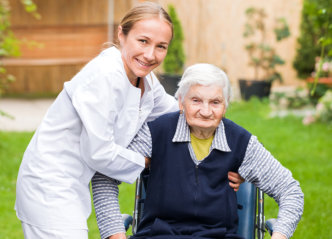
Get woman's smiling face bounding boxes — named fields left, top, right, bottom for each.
left=118, top=17, right=172, bottom=82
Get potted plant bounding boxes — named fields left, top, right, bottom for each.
left=239, top=7, right=290, bottom=100
left=159, top=4, right=185, bottom=96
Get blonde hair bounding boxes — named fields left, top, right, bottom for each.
left=119, top=2, right=173, bottom=39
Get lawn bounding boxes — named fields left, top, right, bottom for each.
left=0, top=99, right=331, bottom=238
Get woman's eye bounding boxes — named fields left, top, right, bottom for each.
left=139, top=39, right=147, bottom=44
left=158, top=45, right=167, bottom=50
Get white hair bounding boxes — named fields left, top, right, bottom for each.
left=174, top=63, right=232, bottom=108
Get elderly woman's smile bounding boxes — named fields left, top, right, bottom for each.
left=179, top=84, right=226, bottom=139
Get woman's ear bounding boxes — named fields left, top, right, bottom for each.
left=118, top=26, right=124, bottom=46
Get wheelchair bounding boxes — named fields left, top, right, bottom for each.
left=123, top=168, right=276, bottom=238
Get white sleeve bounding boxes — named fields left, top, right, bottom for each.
left=147, top=75, right=179, bottom=122
left=71, top=76, right=145, bottom=184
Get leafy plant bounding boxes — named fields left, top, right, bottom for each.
left=243, top=7, right=290, bottom=83
left=0, top=0, right=16, bottom=98
left=162, top=4, right=185, bottom=75
left=303, top=89, right=332, bottom=125
left=308, top=56, right=332, bottom=102
left=312, top=57, right=332, bottom=77
left=270, top=88, right=312, bottom=111
left=308, top=3, right=331, bottom=95
left=0, top=0, right=39, bottom=117
left=293, top=0, right=332, bottom=79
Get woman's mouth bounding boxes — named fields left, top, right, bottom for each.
left=136, top=59, right=154, bottom=68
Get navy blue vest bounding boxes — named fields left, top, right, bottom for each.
left=133, top=111, right=251, bottom=239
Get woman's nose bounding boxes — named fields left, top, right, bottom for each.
left=144, top=47, right=155, bottom=61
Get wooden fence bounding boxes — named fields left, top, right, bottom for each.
left=4, top=0, right=113, bottom=95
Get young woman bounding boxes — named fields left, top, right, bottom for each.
left=15, top=2, right=243, bottom=238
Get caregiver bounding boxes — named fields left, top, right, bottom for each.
left=15, top=2, right=242, bottom=239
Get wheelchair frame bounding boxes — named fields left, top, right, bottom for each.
left=131, top=169, right=267, bottom=239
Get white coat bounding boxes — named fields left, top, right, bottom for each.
left=15, top=47, right=178, bottom=229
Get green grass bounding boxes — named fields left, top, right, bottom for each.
left=227, top=98, right=332, bottom=239
left=0, top=99, right=331, bottom=238
left=0, top=132, right=33, bottom=239
left=0, top=131, right=135, bottom=238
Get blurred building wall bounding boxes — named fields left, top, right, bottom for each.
left=156, top=0, right=304, bottom=90
left=4, top=0, right=304, bottom=95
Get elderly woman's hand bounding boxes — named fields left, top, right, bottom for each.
left=228, top=171, right=244, bottom=192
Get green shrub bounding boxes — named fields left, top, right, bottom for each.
left=293, top=0, right=332, bottom=79
left=0, top=0, right=39, bottom=117
left=0, top=0, right=17, bottom=101
left=162, top=5, right=185, bottom=75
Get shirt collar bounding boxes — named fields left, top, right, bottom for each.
left=143, top=73, right=156, bottom=92
left=172, top=113, right=231, bottom=152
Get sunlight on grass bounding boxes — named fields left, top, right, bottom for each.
left=1, top=99, right=331, bottom=238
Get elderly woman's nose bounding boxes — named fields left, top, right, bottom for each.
left=200, top=103, right=212, bottom=116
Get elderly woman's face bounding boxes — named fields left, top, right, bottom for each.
left=179, top=84, right=226, bottom=132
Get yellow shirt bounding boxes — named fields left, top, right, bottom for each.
left=190, top=133, right=214, bottom=161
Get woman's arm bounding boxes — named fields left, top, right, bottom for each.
left=92, top=124, right=153, bottom=239
left=91, top=172, right=125, bottom=239
left=239, top=136, right=304, bottom=239
left=70, top=75, right=145, bottom=184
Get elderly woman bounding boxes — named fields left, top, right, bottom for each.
left=94, top=64, right=304, bottom=239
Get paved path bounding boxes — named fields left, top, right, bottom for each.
left=0, top=86, right=311, bottom=132
left=0, top=99, right=54, bottom=131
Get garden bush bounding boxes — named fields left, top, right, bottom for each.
left=293, top=0, right=332, bottom=79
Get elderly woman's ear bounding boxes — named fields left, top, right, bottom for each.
left=178, top=96, right=184, bottom=114
left=222, top=106, right=227, bottom=118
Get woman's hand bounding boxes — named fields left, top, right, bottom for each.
left=271, top=232, right=287, bottom=239
left=228, top=171, right=244, bottom=192
left=145, top=157, right=151, bottom=168
left=109, top=232, right=127, bottom=239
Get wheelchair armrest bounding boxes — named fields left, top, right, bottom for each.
left=122, top=214, right=133, bottom=231
left=265, top=218, right=277, bottom=236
